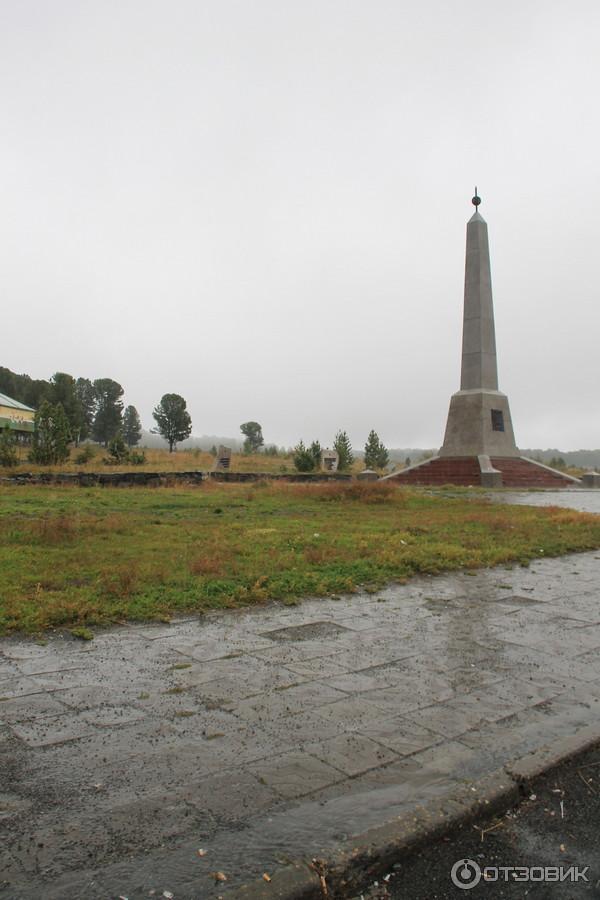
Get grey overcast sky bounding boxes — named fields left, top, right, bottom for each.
left=1, top=0, right=598, bottom=450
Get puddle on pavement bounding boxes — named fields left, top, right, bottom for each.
left=261, top=620, right=353, bottom=642
left=89, top=770, right=460, bottom=898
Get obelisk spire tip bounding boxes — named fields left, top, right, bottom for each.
left=472, top=187, right=481, bottom=208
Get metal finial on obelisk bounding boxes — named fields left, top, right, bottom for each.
left=472, top=187, right=481, bottom=208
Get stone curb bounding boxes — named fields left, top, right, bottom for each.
left=233, top=723, right=600, bottom=899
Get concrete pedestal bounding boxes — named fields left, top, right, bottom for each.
left=581, top=471, right=600, bottom=488
left=440, top=390, right=519, bottom=458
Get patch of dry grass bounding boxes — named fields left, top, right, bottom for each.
left=4, top=445, right=373, bottom=476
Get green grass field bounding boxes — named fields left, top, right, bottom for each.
left=1, top=481, right=599, bottom=635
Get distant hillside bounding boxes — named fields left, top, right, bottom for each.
left=387, top=448, right=436, bottom=463
left=521, top=449, right=600, bottom=469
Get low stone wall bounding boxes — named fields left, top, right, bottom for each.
left=0, top=470, right=353, bottom=487
left=208, top=471, right=352, bottom=483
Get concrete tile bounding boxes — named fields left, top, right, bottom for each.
left=166, top=655, right=267, bottom=686
left=403, top=702, right=486, bottom=739
left=492, top=642, right=600, bottom=683
left=283, top=656, right=350, bottom=678
left=305, top=732, right=398, bottom=776
left=408, top=738, right=500, bottom=780
left=0, top=848, right=27, bottom=883
left=312, top=696, right=397, bottom=731
left=261, top=708, right=348, bottom=744
left=195, top=666, right=304, bottom=704
left=80, top=705, right=147, bottom=727
left=9, top=713, right=98, bottom=747
left=320, top=671, right=385, bottom=694
left=353, top=687, right=424, bottom=716
left=170, top=636, right=274, bottom=660
left=0, top=693, right=70, bottom=723
left=0, top=676, right=47, bottom=700
left=30, top=670, right=102, bottom=692
left=250, top=641, right=341, bottom=664
left=357, top=715, right=443, bottom=756
left=0, top=791, right=33, bottom=820
left=248, top=751, right=344, bottom=798
left=185, top=767, right=280, bottom=819
left=0, top=659, right=21, bottom=682
left=460, top=700, right=596, bottom=760
left=229, top=681, right=347, bottom=724
left=56, top=683, right=145, bottom=709
left=2, top=641, right=83, bottom=661
left=13, top=657, right=87, bottom=676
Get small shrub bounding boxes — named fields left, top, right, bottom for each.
left=70, top=626, right=94, bottom=641
left=129, top=450, right=146, bottom=466
left=75, top=444, right=97, bottom=465
left=106, top=434, right=129, bottom=464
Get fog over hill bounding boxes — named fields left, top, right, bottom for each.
left=140, top=431, right=245, bottom=452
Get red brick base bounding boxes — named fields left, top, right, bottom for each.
left=490, top=457, right=575, bottom=488
left=387, top=456, right=576, bottom=488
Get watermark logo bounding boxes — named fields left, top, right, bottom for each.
left=451, top=859, right=482, bottom=890
left=451, top=859, right=589, bottom=889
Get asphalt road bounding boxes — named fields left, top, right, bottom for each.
left=355, top=743, right=600, bottom=899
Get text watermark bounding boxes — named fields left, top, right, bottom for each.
left=451, top=858, right=589, bottom=890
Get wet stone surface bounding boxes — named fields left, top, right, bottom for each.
left=491, top=488, right=600, bottom=515
left=0, top=493, right=599, bottom=898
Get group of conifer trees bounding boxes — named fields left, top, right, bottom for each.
left=0, top=367, right=141, bottom=464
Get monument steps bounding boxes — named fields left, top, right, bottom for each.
left=389, top=456, right=574, bottom=488
left=490, top=457, right=574, bottom=488
left=392, top=457, right=482, bottom=486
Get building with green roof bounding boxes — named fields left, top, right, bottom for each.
left=0, top=391, right=35, bottom=442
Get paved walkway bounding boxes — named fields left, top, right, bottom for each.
left=1, top=492, right=599, bottom=898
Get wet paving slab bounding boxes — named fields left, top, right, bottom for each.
left=0, top=492, right=599, bottom=898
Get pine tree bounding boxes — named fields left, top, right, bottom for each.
left=333, top=430, right=354, bottom=471
left=364, top=430, right=389, bottom=470
left=309, top=440, right=322, bottom=468
left=49, top=373, right=78, bottom=440
left=29, top=401, right=71, bottom=464
left=74, top=377, right=97, bottom=444
left=293, top=441, right=316, bottom=472
left=122, top=405, right=142, bottom=447
left=152, top=393, right=192, bottom=452
left=92, top=379, right=124, bottom=446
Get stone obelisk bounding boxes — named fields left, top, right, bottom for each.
left=440, top=190, right=518, bottom=458
left=385, top=190, right=578, bottom=487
